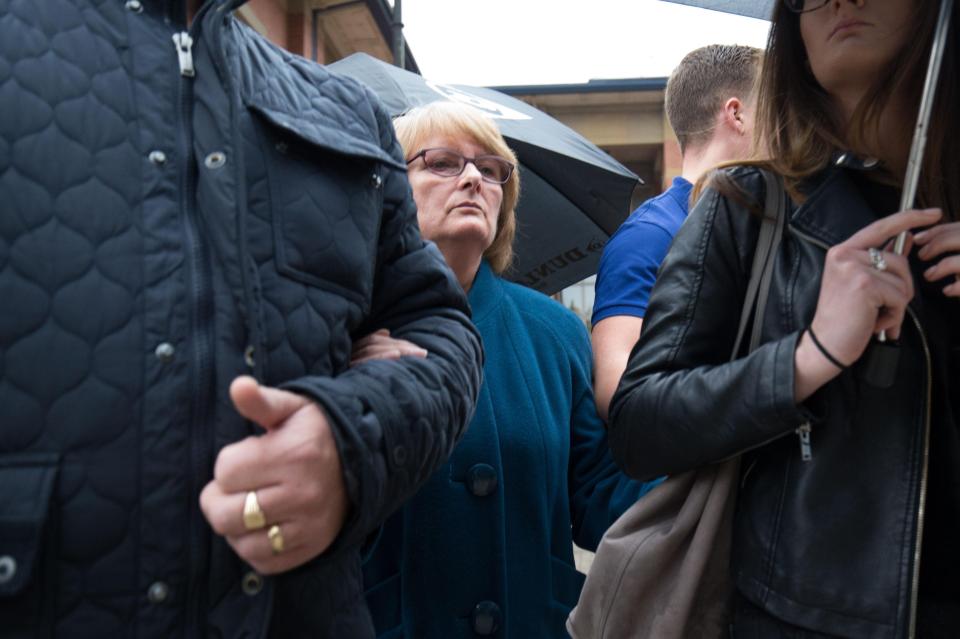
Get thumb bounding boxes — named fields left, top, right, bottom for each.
left=229, top=375, right=309, bottom=431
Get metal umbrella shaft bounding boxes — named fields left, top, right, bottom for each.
left=878, top=0, right=954, bottom=343
left=895, top=0, right=954, bottom=249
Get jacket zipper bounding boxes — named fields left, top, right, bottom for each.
left=790, top=224, right=932, bottom=638
left=174, top=29, right=213, bottom=639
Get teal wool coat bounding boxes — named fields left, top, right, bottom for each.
left=363, top=261, right=659, bottom=638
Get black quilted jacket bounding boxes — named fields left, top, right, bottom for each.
left=0, top=1, right=483, bottom=637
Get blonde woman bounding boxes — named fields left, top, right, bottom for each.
left=354, top=102, right=660, bottom=638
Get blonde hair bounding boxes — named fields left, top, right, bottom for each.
left=393, top=102, right=520, bottom=274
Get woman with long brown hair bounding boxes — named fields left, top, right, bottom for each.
left=608, top=0, right=959, bottom=636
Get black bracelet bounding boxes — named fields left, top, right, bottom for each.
left=806, top=325, right=848, bottom=371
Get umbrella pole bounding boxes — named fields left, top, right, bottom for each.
left=895, top=0, right=954, bottom=247
left=860, top=0, right=954, bottom=387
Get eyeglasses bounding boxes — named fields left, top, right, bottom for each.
left=407, top=148, right=515, bottom=185
left=781, top=0, right=830, bottom=12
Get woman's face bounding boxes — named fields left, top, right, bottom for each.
left=800, top=0, right=914, bottom=107
left=407, top=135, right=503, bottom=257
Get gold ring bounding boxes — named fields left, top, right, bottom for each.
left=242, top=491, right=266, bottom=531
left=267, top=524, right=284, bottom=555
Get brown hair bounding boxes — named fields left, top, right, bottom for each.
left=666, top=44, right=762, bottom=154
left=750, top=2, right=957, bottom=218
left=393, top=102, right=520, bottom=274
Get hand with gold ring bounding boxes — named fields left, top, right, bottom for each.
left=199, top=376, right=349, bottom=575
left=793, top=208, right=940, bottom=403
left=915, top=218, right=960, bottom=298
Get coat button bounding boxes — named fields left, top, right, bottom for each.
left=370, top=173, right=382, bottom=189
left=467, top=463, right=498, bottom=497
left=835, top=153, right=848, bottom=166
left=242, top=571, right=263, bottom=596
left=148, top=150, right=167, bottom=165
left=391, top=445, right=408, bottom=467
left=0, top=556, right=16, bottom=584
left=147, top=581, right=169, bottom=603
left=155, top=342, right=175, bottom=363
left=862, top=157, right=879, bottom=168
left=243, top=345, right=256, bottom=369
left=472, top=601, right=501, bottom=635
left=125, top=0, right=143, bottom=12
left=204, top=151, right=227, bottom=169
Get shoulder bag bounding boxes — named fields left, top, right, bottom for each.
left=567, top=170, right=787, bottom=639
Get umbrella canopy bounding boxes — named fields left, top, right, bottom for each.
left=663, top=0, right=774, bottom=20
left=328, top=53, right=642, bottom=295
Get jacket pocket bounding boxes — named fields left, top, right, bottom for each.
left=248, top=102, right=388, bottom=312
left=0, top=452, right=59, bottom=637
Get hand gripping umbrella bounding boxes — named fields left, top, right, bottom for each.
left=664, top=0, right=955, bottom=384
left=328, top=53, right=642, bottom=296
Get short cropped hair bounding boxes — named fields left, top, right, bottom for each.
left=665, top=44, right=762, bottom=153
left=393, top=102, right=520, bottom=275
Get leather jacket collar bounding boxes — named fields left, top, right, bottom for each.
left=790, top=153, right=893, bottom=248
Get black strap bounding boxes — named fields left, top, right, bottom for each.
left=730, top=170, right=787, bottom=360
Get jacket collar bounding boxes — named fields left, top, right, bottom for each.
left=208, top=5, right=406, bottom=170
left=789, top=153, right=891, bottom=247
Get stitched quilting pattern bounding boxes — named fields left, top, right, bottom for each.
left=1, top=0, right=141, bottom=632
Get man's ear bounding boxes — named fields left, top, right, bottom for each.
left=722, top=97, right=746, bottom=135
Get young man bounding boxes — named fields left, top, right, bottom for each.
left=592, top=44, right=762, bottom=420
left=0, top=1, right=482, bottom=637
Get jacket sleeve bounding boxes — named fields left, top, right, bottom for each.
left=559, top=308, right=662, bottom=551
left=281, top=96, right=483, bottom=555
left=608, top=169, right=810, bottom=482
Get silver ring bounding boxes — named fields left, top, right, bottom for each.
left=868, top=247, right=888, bottom=272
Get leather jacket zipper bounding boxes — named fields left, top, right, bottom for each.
left=175, top=27, right=213, bottom=639
left=791, top=224, right=932, bottom=638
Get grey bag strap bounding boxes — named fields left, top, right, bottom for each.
left=731, top=170, right=787, bottom=359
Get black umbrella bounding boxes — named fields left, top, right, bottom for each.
left=664, top=0, right=773, bottom=19
left=328, top=53, right=642, bottom=295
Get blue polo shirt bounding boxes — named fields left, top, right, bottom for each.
left=592, top=176, right=692, bottom=324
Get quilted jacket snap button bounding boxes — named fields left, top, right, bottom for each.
left=242, top=571, right=263, bottom=596
left=391, top=445, right=408, bottom=467
left=370, top=173, right=382, bottom=189
left=155, top=342, right=175, bottom=362
left=147, top=581, right=169, bottom=603
left=275, top=141, right=288, bottom=154
left=125, top=0, right=143, bottom=12
left=243, top=345, right=255, bottom=368
left=0, top=556, right=16, bottom=584
left=204, top=151, right=227, bottom=169
left=148, top=150, right=167, bottom=165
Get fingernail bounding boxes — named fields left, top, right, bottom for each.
left=925, top=266, right=936, bottom=279
left=918, top=247, right=930, bottom=259
left=914, top=231, right=927, bottom=242
left=923, top=208, right=941, bottom=216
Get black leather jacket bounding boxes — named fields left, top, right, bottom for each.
left=609, top=161, right=933, bottom=639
